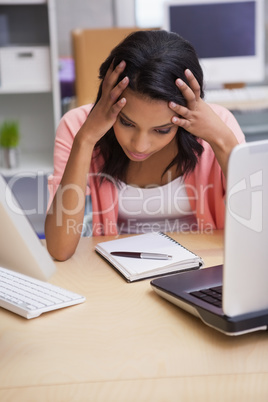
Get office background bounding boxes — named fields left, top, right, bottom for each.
left=55, top=0, right=268, bottom=73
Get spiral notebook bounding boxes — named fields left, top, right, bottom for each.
left=95, top=232, right=203, bottom=282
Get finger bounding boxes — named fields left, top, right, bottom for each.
left=103, top=60, right=126, bottom=91
left=109, top=76, right=129, bottom=103
left=171, top=115, right=190, bottom=130
left=169, top=101, right=191, bottom=129
left=110, top=97, right=127, bottom=118
left=101, top=60, right=115, bottom=90
left=106, top=59, right=115, bottom=76
left=176, top=78, right=196, bottom=110
left=184, top=69, right=201, bottom=99
left=169, top=101, right=190, bottom=119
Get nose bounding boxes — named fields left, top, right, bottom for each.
left=131, top=131, right=150, bottom=153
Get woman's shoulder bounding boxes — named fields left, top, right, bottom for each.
left=207, top=102, right=240, bottom=126
left=207, top=102, right=245, bottom=143
left=56, top=103, right=94, bottom=141
left=61, top=103, right=94, bottom=125
left=207, top=102, right=234, bottom=119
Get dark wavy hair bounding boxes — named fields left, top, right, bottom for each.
left=94, top=30, right=204, bottom=182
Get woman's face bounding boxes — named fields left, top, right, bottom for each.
left=113, top=89, right=178, bottom=162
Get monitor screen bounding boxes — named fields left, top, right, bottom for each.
left=162, top=0, right=265, bottom=87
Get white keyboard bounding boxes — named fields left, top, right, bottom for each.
left=205, top=85, right=268, bottom=109
left=0, top=266, right=86, bottom=319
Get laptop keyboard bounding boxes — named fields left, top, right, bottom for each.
left=0, top=266, right=86, bottom=319
left=190, top=286, right=223, bottom=308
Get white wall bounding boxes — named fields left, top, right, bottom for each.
left=55, top=0, right=113, bottom=56
left=55, top=0, right=139, bottom=57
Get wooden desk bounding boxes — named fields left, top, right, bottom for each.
left=1, top=231, right=268, bottom=401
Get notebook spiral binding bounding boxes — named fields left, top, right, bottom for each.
left=159, top=232, right=204, bottom=265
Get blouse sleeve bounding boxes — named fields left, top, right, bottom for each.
left=208, top=103, right=245, bottom=144
left=47, top=104, right=94, bottom=210
left=184, top=103, right=246, bottom=230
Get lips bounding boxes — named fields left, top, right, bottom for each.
left=127, top=150, right=152, bottom=160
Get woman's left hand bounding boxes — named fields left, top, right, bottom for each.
left=169, top=69, right=239, bottom=176
left=169, top=69, right=230, bottom=143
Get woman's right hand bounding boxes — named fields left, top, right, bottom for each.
left=45, top=60, right=129, bottom=261
left=78, top=60, right=129, bottom=145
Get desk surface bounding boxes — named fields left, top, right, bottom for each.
left=1, top=231, right=268, bottom=402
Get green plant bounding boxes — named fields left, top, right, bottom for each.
left=0, top=121, right=20, bottom=148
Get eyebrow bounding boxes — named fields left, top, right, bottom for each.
left=119, top=111, right=174, bottom=129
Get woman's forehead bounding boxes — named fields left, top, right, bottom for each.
left=121, top=88, right=174, bottom=125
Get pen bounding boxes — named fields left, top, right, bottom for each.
left=110, top=252, right=172, bottom=260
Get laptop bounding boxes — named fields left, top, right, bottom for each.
left=151, top=140, right=268, bottom=336
left=0, top=173, right=56, bottom=280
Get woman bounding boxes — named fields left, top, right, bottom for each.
left=45, top=30, right=245, bottom=261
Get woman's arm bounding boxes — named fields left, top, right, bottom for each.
left=169, top=69, right=239, bottom=177
left=45, top=61, right=129, bottom=261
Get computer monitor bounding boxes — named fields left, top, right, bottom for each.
left=162, top=0, right=265, bottom=87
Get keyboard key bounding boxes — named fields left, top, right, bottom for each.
left=201, top=295, right=220, bottom=304
left=190, top=285, right=223, bottom=308
left=190, top=291, right=208, bottom=299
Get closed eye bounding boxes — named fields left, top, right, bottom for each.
left=119, top=116, right=134, bottom=128
left=155, top=127, right=172, bottom=135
